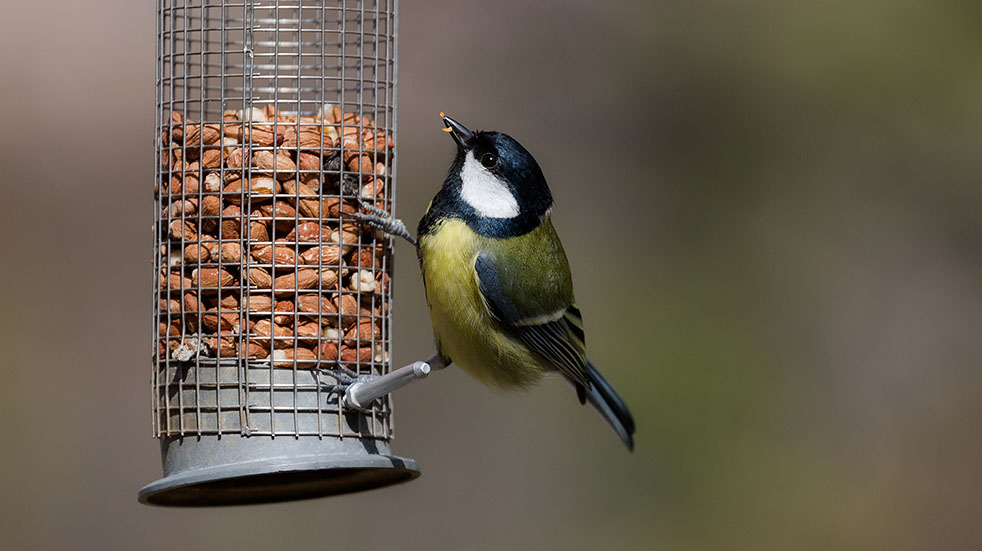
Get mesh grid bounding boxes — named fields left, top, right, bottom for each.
left=153, top=0, right=398, bottom=439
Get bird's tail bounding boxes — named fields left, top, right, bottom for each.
left=583, top=361, right=635, bottom=451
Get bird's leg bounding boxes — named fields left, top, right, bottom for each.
left=427, top=353, right=451, bottom=371
left=342, top=353, right=451, bottom=411
left=346, top=200, right=417, bottom=247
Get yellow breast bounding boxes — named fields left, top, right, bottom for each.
left=418, top=218, right=545, bottom=388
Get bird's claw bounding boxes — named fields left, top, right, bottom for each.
left=314, top=363, right=374, bottom=396
left=347, top=200, right=418, bottom=247
left=358, top=200, right=390, bottom=218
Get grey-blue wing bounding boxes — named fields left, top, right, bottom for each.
left=474, top=253, right=590, bottom=390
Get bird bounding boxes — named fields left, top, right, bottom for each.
left=354, top=114, right=635, bottom=450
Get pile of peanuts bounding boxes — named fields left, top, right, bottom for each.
left=156, top=104, right=393, bottom=368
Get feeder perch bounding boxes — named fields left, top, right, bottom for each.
left=140, top=0, right=419, bottom=506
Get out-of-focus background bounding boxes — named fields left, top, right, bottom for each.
left=2, top=0, right=981, bottom=549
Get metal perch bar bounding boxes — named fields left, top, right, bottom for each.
left=344, top=353, right=448, bottom=410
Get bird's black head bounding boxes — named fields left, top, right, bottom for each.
left=422, top=114, right=554, bottom=239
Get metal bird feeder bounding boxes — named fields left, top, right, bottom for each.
left=140, top=0, right=418, bottom=506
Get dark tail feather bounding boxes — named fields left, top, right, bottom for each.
left=583, top=362, right=635, bottom=451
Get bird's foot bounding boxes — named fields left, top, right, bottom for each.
left=346, top=200, right=417, bottom=247
left=314, top=363, right=378, bottom=396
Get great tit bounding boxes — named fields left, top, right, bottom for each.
left=407, top=114, right=636, bottom=450
left=349, top=114, right=635, bottom=448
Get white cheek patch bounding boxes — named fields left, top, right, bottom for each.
left=460, top=153, right=520, bottom=218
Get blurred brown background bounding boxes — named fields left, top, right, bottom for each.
left=1, top=1, right=981, bottom=549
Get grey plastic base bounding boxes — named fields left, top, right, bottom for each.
left=139, top=435, right=419, bottom=506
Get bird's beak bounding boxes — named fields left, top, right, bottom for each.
left=441, top=113, right=474, bottom=148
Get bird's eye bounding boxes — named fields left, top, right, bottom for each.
left=480, top=153, right=498, bottom=169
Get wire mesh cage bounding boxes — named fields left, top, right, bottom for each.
left=140, top=0, right=418, bottom=506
